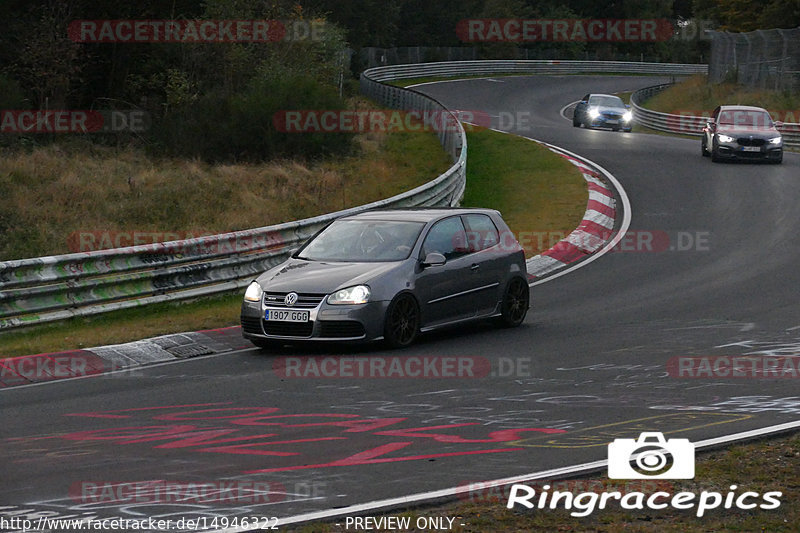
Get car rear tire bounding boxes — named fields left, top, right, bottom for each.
left=496, top=277, right=529, bottom=328
left=384, top=293, right=420, bottom=348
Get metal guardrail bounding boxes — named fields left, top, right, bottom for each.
left=364, top=60, right=708, bottom=81
left=631, top=83, right=800, bottom=146
left=1, top=60, right=707, bottom=330
left=0, top=79, right=467, bottom=329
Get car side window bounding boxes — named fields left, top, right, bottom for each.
left=581, top=94, right=589, bottom=102
left=422, top=216, right=470, bottom=261
left=463, top=214, right=499, bottom=252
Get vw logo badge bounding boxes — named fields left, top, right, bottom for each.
left=284, top=292, right=299, bottom=306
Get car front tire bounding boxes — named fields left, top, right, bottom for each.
left=711, top=140, right=722, bottom=163
left=701, top=137, right=709, bottom=157
left=496, top=277, right=529, bottom=328
left=384, top=293, right=420, bottom=348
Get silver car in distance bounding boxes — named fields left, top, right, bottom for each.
left=240, top=208, right=530, bottom=348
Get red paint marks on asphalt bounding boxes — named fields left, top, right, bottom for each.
left=59, top=405, right=567, bottom=474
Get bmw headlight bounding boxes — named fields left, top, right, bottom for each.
left=328, top=285, right=371, bottom=305
left=244, top=281, right=263, bottom=302
left=588, top=108, right=600, bottom=119
left=769, top=136, right=782, bottom=145
left=623, top=111, right=633, bottom=122
left=717, top=134, right=734, bottom=143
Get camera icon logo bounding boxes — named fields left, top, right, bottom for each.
left=608, top=432, right=695, bottom=479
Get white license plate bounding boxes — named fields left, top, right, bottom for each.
left=606, top=119, right=619, bottom=124
left=741, top=146, right=761, bottom=152
left=265, top=309, right=310, bottom=322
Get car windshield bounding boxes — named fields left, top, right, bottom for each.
left=296, top=219, right=425, bottom=262
left=717, top=110, right=773, bottom=127
left=588, top=96, right=624, bottom=108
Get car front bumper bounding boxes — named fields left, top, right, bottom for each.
left=241, top=299, right=390, bottom=343
left=589, top=115, right=632, bottom=130
left=715, top=141, right=783, bottom=160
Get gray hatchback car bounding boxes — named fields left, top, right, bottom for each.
left=240, top=208, right=529, bottom=348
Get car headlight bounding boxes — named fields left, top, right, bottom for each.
left=717, top=134, right=734, bottom=143
left=588, top=108, right=600, bottom=119
left=769, top=136, right=782, bottom=145
left=244, top=281, right=263, bottom=302
left=328, top=285, right=371, bottom=305
left=623, top=111, right=633, bottom=122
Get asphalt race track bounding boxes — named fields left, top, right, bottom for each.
left=2, top=75, right=800, bottom=529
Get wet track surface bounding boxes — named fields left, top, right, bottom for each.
left=2, top=75, right=800, bottom=527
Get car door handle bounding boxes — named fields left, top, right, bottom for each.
left=470, top=263, right=480, bottom=271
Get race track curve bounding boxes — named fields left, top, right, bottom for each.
left=2, top=74, right=799, bottom=529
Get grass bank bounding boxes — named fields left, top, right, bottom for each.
left=0, top=126, right=450, bottom=261
left=0, top=126, right=586, bottom=358
left=640, top=74, right=800, bottom=118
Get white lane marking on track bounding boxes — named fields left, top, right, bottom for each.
left=560, top=100, right=581, bottom=120
left=405, top=77, right=502, bottom=89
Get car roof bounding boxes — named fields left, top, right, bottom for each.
left=718, top=105, right=769, bottom=113
left=339, top=207, right=501, bottom=223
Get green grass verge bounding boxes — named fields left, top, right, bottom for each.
left=641, top=75, right=800, bottom=117
left=0, top=292, right=244, bottom=358
left=0, top=127, right=586, bottom=358
left=461, top=125, right=586, bottom=254
left=284, top=431, right=800, bottom=532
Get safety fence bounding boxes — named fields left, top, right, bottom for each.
left=1, top=60, right=706, bottom=330
left=709, top=28, right=800, bottom=91
left=631, top=83, right=800, bottom=146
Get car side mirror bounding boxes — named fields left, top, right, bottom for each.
left=421, top=252, right=446, bottom=267
left=706, top=121, right=715, bottom=130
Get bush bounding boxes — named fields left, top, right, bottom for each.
left=154, top=74, right=352, bottom=162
